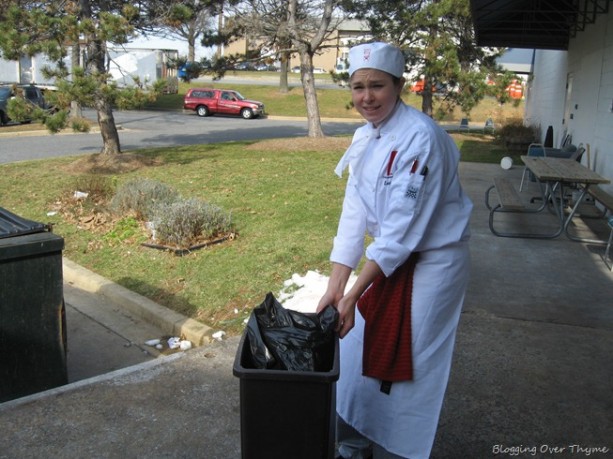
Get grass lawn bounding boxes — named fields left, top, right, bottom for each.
left=0, top=81, right=524, bottom=335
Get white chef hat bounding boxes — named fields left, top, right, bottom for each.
left=348, top=42, right=405, bottom=78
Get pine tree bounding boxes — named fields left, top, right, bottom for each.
left=0, top=0, right=190, bottom=154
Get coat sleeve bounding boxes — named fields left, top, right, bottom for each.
left=330, top=172, right=368, bottom=270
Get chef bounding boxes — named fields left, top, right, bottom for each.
left=317, top=42, right=473, bottom=459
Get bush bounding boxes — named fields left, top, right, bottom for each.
left=73, top=175, right=114, bottom=200
left=70, top=116, right=92, bottom=133
left=66, top=175, right=114, bottom=214
left=110, top=178, right=179, bottom=220
left=152, top=198, right=233, bottom=248
left=496, top=118, right=538, bottom=148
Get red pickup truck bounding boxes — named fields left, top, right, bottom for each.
left=183, top=88, right=265, bottom=119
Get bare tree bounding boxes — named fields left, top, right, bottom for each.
left=229, top=0, right=345, bottom=137
left=287, top=0, right=342, bottom=137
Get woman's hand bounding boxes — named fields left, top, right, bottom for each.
left=317, top=263, right=353, bottom=311
left=335, top=292, right=359, bottom=338
left=332, top=260, right=384, bottom=338
left=316, top=289, right=341, bottom=314
left=317, top=288, right=356, bottom=338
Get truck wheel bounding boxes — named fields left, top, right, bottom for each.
left=241, top=108, right=254, bottom=119
left=0, top=110, right=8, bottom=126
left=196, top=105, right=209, bottom=117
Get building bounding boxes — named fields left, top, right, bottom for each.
left=223, top=19, right=369, bottom=72
left=471, top=0, right=613, bottom=192
left=1, top=47, right=179, bottom=93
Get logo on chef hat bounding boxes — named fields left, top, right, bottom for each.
left=363, top=48, right=371, bottom=62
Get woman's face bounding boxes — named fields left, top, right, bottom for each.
left=350, top=69, right=405, bottom=127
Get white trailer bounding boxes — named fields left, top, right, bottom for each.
left=0, top=53, right=57, bottom=87
left=1, top=47, right=179, bottom=93
left=107, top=47, right=179, bottom=94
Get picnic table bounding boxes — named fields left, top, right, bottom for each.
left=520, top=156, right=610, bottom=242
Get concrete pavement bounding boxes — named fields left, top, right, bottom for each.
left=0, top=161, right=612, bottom=458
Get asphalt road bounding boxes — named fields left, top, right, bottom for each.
left=0, top=109, right=363, bottom=164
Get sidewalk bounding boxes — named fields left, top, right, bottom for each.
left=0, top=162, right=612, bottom=458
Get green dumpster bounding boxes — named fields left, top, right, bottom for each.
left=0, top=207, right=67, bottom=402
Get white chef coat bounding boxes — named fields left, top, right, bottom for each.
left=331, top=101, right=473, bottom=458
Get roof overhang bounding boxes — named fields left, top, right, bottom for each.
left=470, top=0, right=611, bottom=50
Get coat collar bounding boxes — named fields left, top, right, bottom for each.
left=334, top=100, right=405, bottom=177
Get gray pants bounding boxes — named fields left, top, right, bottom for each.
left=337, top=415, right=407, bottom=459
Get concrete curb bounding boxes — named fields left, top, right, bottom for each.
left=62, top=258, right=213, bottom=346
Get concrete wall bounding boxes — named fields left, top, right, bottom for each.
left=525, top=11, right=613, bottom=191
left=524, top=50, right=567, bottom=144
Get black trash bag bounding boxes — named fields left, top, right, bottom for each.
left=246, top=292, right=338, bottom=372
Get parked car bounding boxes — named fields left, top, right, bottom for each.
left=234, top=62, right=255, bottom=71
left=291, top=66, right=326, bottom=74
left=0, top=84, right=51, bottom=125
left=183, top=88, right=265, bottom=119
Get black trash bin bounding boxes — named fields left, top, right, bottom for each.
left=233, top=318, right=340, bottom=459
left=0, top=207, right=67, bottom=402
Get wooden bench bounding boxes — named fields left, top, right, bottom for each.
left=485, top=177, right=562, bottom=238
left=605, top=216, right=613, bottom=271
left=586, top=186, right=613, bottom=214
left=586, top=186, right=613, bottom=270
left=485, top=177, right=525, bottom=211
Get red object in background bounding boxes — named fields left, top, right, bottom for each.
left=506, top=80, right=524, bottom=99
left=486, top=76, right=524, bottom=100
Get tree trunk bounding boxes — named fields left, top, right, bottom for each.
left=70, top=44, right=82, bottom=119
left=279, top=51, right=289, bottom=94
left=88, top=38, right=121, bottom=154
left=421, top=77, right=434, bottom=117
left=300, top=52, right=324, bottom=138
left=188, top=39, right=196, bottom=62
left=96, top=98, right=121, bottom=155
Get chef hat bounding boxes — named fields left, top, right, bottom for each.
left=348, top=42, right=405, bottom=78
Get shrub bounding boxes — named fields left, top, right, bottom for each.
left=70, top=116, right=91, bottom=133
left=110, top=178, right=179, bottom=220
left=73, top=175, right=114, bottom=200
left=496, top=118, right=538, bottom=147
left=152, top=198, right=233, bottom=248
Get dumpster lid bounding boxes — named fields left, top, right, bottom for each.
left=0, top=207, right=49, bottom=239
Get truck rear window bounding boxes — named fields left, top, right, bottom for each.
left=190, top=90, right=214, bottom=98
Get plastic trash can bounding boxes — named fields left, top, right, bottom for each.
left=233, top=326, right=340, bottom=459
left=0, top=207, right=67, bottom=402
